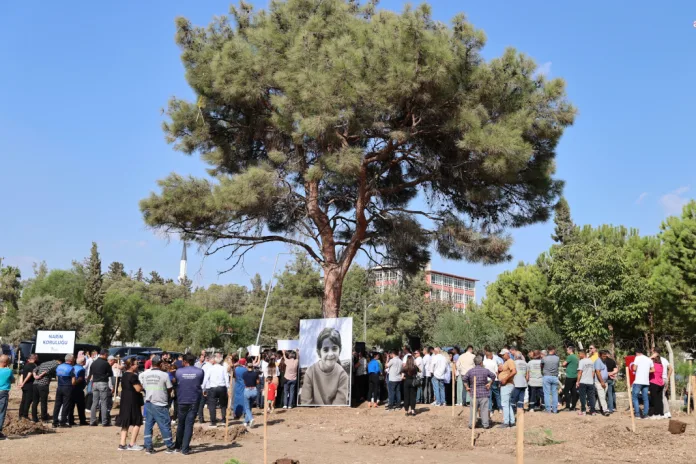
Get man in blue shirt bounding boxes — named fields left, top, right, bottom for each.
left=174, top=354, right=204, bottom=455
left=68, top=356, right=88, bottom=426
left=52, top=354, right=76, bottom=428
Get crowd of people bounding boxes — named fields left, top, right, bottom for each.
left=0, top=347, right=300, bottom=452
left=0, top=342, right=689, bottom=448
left=351, top=344, right=677, bottom=428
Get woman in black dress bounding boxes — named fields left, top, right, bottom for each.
left=117, top=359, right=144, bottom=451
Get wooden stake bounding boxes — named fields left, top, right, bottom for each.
left=16, top=348, right=21, bottom=379
left=451, top=363, right=456, bottom=416
left=626, top=367, right=636, bottom=432
left=225, top=371, right=232, bottom=441
left=516, top=399, right=524, bottom=464
left=689, top=360, right=694, bottom=415
left=263, top=379, right=269, bottom=464
left=470, top=377, right=476, bottom=447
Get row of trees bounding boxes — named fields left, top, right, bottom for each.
left=0, top=243, right=456, bottom=352
left=479, top=199, right=696, bottom=355
left=4, top=203, right=695, bottom=355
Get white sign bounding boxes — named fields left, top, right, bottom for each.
left=35, top=330, right=76, bottom=354
left=277, top=340, right=300, bottom=351
left=247, top=345, right=260, bottom=357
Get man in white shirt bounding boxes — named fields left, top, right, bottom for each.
left=197, top=356, right=212, bottom=423
left=457, top=345, right=475, bottom=406
left=422, top=347, right=433, bottom=404
left=431, top=348, right=448, bottom=406
left=202, top=354, right=230, bottom=428
left=483, top=349, right=502, bottom=413
left=653, top=349, right=673, bottom=418
left=414, top=350, right=424, bottom=403
left=631, top=348, right=654, bottom=419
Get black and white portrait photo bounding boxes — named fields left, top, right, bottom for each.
left=298, top=317, right=352, bottom=406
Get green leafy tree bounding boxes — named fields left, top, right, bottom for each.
left=140, top=0, right=575, bottom=317
left=481, top=262, right=551, bottom=344
left=547, top=237, right=643, bottom=352
left=522, top=322, right=563, bottom=352
left=135, top=268, right=144, bottom=282
left=103, top=289, right=147, bottom=343
left=0, top=264, right=21, bottom=311
left=21, top=264, right=86, bottom=309
left=654, top=200, right=696, bottom=336
left=191, top=283, right=248, bottom=314
left=432, top=310, right=506, bottom=350
left=9, top=296, right=98, bottom=343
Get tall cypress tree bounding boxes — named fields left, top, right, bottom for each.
left=551, top=197, right=575, bottom=245
left=84, top=242, right=106, bottom=345
left=135, top=268, right=144, bottom=282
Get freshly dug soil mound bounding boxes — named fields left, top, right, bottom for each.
left=191, top=424, right=247, bottom=442
left=3, top=413, right=53, bottom=436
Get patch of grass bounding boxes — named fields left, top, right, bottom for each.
left=524, top=427, right=564, bottom=446
left=224, top=459, right=245, bottom=464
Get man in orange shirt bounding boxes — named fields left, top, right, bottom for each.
left=497, top=349, right=517, bottom=428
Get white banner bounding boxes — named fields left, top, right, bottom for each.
left=277, top=340, right=300, bottom=351
left=35, top=330, right=76, bottom=354
left=298, top=317, right=352, bottom=406
left=246, top=345, right=260, bottom=357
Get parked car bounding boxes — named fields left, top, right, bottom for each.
left=108, top=346, right=161, bottom=358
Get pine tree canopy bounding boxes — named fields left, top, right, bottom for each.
left=140, top=0, right=576, bottom=316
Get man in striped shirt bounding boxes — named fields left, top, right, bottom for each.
left=462, top=356, right=496, bottom=429
left=32, top=359, right=61, bottom=423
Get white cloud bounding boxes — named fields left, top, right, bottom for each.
left=536, top=61, right=552, bottom=77
left=635, top=192, right=649, bottom=204
left=660, top=186, right=691, bottom=216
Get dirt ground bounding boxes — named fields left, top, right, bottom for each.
left=2, top=385, right=695, bottom=464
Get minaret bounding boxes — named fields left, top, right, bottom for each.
left=178, top=242, right=188, bottom=283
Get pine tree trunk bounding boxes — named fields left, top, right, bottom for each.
left=322, top=265, right=343, bottom=318
left=648, top=310, right=656, bottom=350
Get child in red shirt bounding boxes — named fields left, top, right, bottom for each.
left=267, top=376, right=278, bottom=413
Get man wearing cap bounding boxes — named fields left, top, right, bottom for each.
left=88, top=349, right=113, bottom=426
left=52, top=354, right=76, bottom=428
left=497, top=349, right=517, bottom=428
left=141, top=355, right=175, bottom=454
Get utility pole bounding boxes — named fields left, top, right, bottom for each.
left=256, top=252, right=293, bottom=345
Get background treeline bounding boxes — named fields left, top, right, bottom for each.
left=0, top=246, right=453, bottom=352
left=2, top=199, right=696, bottom=357
left=478, top=198, right=696, bottom=356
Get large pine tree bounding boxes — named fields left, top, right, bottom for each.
left=140, top=0, right=576, bottom=317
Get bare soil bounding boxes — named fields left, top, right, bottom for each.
left=2, top=386, right=694, bottom=464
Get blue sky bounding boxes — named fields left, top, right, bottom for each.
left=2, top=1, right=695, bottom=299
